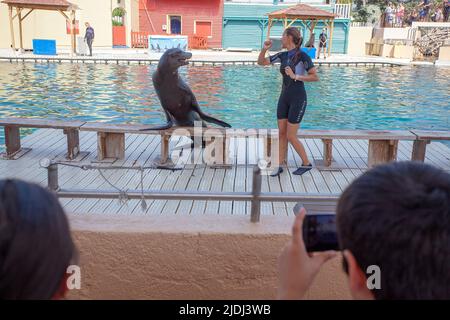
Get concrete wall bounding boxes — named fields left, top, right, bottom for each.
left=0, top=0, right=138, bottom=50
left=347, top=26, right=373, bottom=56
left=67, top=214, right=351, bottom=300
left=439, top=46, right=450, bottom=61
left=372, top=27, right=412, bottom=42
left=124, top=0, right=140, bottom=47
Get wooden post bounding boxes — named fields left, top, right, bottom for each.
left=160, top=134, right=170, bottom=164
left=411, top=140, right=429, bottom=162
left=8, top=5, right=16, bottom=52
left=322, top=139, right=333, bottom=167
left=5, top=126, right=21, bottom=157
left=264, top=134, right=272, bottom=162
left=328, top=19, right=334, bottom=57
left=97, top=132, right=125, bottom=161
left=71, top=10, right=76, bottom=55
left=64, top=128, right=80, bottom=160
left=368, top=140, right=398, bottom=168
left=17, top=8, right=23, bottom=52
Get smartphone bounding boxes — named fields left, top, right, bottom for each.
left=293, top=203, right=339, bottom=252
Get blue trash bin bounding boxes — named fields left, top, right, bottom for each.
left=301, top=47, right=316, bottom=60
left=32, top=39, right=57, bottom=55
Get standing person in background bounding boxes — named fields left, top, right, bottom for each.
left=432, top=7, right=443, bottom=22
left=84, top=22, right=95, bottom=56
left=385, top=3, right=395, bottom=27
left=396, top=3, right=405, bottom=27
left=419, top=0, right=432, bottom=21
left=444, top=0, right=450, bottom=22
left=317, top=28, right=328, bottom=59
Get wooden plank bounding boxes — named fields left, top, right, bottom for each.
left=233, top=166, right=247, bottom=215
left=204, top=168, right=226, bottom=214
left=0, top=118, right=85, bottom=129
left=296, top=129, right=416, bottom=140
left=65, top=133, right=142, bottom=213
left=80, top=122, right=159, bottom=133
left=338, top=139, right=367, bottom=169
left=86, top=134, right=152, bottom=215
left=218, top=165, right=236, bottom=215
left=161, top=149, right=194, bottom=215
left=177, top=163, right=207, bottom=215
left=410, top=130, right=450, bottom=141
left=111, top=135, right=164, bottom=215
left=190, top=166, right=215, bottom=214
left=426, top=142, right=450, bottom=171
left=0, top=129, right=68, bottom=183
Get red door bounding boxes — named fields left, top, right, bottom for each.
left=113, top=26, right=126, bottom=46
left=195, top=21, right=212, bottom=37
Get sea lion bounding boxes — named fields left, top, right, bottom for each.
left=145, top=48, right=231, bottom=130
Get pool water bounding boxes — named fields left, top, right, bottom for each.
left=0, top=62, right=449, bottom=147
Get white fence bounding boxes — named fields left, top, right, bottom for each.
left=334, top=4, right=351, bottom=19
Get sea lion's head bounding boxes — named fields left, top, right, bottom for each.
left=159, top=48, right=192, bottom=71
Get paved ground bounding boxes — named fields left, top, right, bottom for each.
left=0, top=47, right=419, bottom=65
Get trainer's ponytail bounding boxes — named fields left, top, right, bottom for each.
left=284, top=27, right=303, bottom=66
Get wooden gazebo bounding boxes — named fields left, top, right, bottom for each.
left=267, top=4, right=336, bottom=56
left=2, top=0, right=79, bottom=54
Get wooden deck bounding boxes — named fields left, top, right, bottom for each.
left=1, top=128, right=449, bottom=216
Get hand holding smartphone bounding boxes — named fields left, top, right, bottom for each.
left=293, top=203, right=339, bottom=252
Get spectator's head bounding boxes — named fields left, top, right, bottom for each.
left=0, top=179, right=76, bottom=299
left=85, top=22, right=90, bottom=28
left=337, top=162, right=450, bottom=300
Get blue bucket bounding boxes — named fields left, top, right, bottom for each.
left=301, top=47, right=316, bottom=60
left=32, top=39, right=57, bottom=55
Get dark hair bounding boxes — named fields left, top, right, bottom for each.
left=284, top=27, right=303, bottom=48
left=337, top=162, right=450, bottom=299
left=0, top=179, right=76, bottom=299
left=284, top=27, right=304, bottom=67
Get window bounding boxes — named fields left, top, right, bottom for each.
left=168, top=15, right=182, bottom=34
left=195, top=21, right=212, bottom=37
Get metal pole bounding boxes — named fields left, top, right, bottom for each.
left=250, top=165, right=262, bottom=223
left=48, top=163, right=59, bottom=192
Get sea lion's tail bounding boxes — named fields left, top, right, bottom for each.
left=139, top=119, right=174, bottom=131
left=200, top=114, right=232, bottom=128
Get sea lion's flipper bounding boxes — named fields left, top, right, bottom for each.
left=189, top=94, right=232, bottom=128
left=139, top=119, right=174, bottom=131
left=199, top=114, right=232, bottom=128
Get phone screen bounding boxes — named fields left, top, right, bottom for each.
left=302, top=214, right=339, bottom=252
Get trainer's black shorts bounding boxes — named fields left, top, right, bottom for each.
left=277, top=89, right=307, bottom=124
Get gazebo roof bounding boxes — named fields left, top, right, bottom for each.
left=1, top=0, right=79, bottom=11
left=268, top=4, right=336, bottom=20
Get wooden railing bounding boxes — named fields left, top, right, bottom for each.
left=189, top=35, right=208, bottom=49
left=131, top=31, right=150, bottom=48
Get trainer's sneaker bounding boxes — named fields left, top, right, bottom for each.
left=293, top=164, right=313, bottom=176
left=270, top=166, right=284, bottom=177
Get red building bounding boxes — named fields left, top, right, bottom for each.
left=139, top=0, right=224, bottom=48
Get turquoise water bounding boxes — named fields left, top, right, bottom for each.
left=0, top=62, right=449, bottom=146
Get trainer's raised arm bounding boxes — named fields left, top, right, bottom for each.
left=257, top=39, right=272, bottom=66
